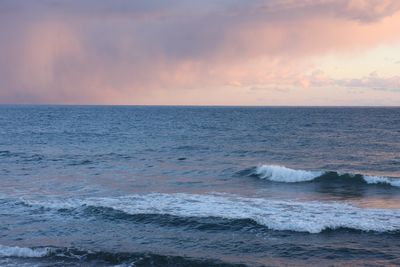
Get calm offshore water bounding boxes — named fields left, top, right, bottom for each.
left=0, top=106, right=399, bottom=266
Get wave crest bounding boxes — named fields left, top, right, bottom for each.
left=0, top=245, right=244, bottom=267
left=253, top=165, right=400, bottom=187
left=23, top=193, right=400, bottom=234
left=0, top=245, right=51, bottom=258
left=255, top=165, right=322, bottom=182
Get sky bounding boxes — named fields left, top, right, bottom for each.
left=0, top=0, right=400, bottom=106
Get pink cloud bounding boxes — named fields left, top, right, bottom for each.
left=0, top=0, right=400, bottom=104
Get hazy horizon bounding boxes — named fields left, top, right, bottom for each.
left=1, top=104, right=400, bottom=108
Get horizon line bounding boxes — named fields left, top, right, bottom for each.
left=0, top=104, right=399, bottom=108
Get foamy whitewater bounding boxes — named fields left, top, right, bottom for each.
left=255, top=165, right=400, bottom=187
left=255, top=165, right=323, bottom=182
left=0, top=245, right=50, bottom=258
left=1, top=106, right=400, bottom=266
left=23, top=193, right=400, bottom=233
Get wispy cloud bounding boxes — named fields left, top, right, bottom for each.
left=302, top=71, right=400, bottom=92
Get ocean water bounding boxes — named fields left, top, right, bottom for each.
left=0, top=106, right=399, bottom=266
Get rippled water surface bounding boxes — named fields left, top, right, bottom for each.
left=0, top=106, right=399, bottom=266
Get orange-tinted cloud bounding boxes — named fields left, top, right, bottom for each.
left=0, top=0, right=399, bottom=105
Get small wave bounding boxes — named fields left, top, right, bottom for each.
left=0, top=151, right=21, bottom=159
left=22, top=193, right=400, bottom=234
left=255, top=165, right=323, bottom=182
left=0, top=245, right=51, bottom=258
left=67, top=159, right=93, bottom=166
left=363, top=175, right=400, bottom=187
left=0, top=245, right=245, bottom=267
left=253, top=165, right=400, bottom=187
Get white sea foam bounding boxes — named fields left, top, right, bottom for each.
left=254, top=164, right=400, bottom=187
left=364, top=175, right=400, bottom=187
left=255, top=165, right=322, bottom=182
left=0, top=245, right=51, bottom=258
left=24, top=193, right=400, bottom=234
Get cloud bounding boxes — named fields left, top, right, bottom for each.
left=340, top=0, right=400, bottom=21
left=0, top=0, right=400, bottom=104
left=341, top=72, right=400, bottom=91
left=302, top=71, right=400, bottom=92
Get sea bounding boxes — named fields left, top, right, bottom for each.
left=0, top=106, right=399, bottom=266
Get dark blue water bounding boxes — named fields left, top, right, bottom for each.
left=1, top=106, right=400, bottom=266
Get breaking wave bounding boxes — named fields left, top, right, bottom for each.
left=22, top=193, right=400, bottom=234
left=254, top=165, right=323, bottom=182
left=0, top=245, right=245, bottom=267
left=0, top=245, right=51, bottom=258
left=252, top=165, right=400, bottom=187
